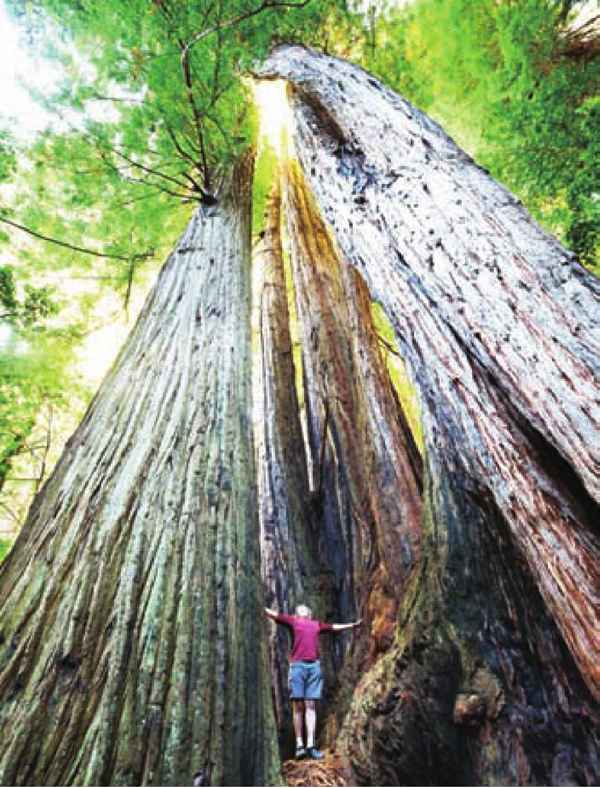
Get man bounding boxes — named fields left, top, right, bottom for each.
left=265, top=604, right=362, bottom=760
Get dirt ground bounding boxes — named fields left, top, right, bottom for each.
left=282, top=751, right=354, bottom=786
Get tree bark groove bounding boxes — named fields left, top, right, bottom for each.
left=1, top=43, right=599, bottom=788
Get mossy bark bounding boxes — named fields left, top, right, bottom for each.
left=257, top=46, right=600, bottom=785
left=0, top=155, right=281, bottom=787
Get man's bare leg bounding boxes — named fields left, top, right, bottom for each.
left=305, top=700, right=316, bottom=748
left=292, top=700, right=305, bottom=750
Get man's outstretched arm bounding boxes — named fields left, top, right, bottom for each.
left=331, top=618, right=362, bottom=631
left=264, top=607, right=279, bottom=620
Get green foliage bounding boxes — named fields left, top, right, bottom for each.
left=0, top=0, right=354, bottom=534
left=0, top=129, right=17, bottom=184
left=562, top=97, right=600, bottom=267
left=0, top=328, right=83, bottom=494
left=0, top=266, right=59, bottom=327
left=365, top=0, right=600, bottom=273
left=1, top=0, right=351, bottom=306
left=0, top=262, right=66, bottom=497
left=0, top=268, right=18, bottom=317
left=2, top=0, right=595, bottom=539
left=0, top=259, right=84, bottom=510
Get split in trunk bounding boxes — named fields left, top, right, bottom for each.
left=283, top=158, right=423, bottom=739
left=255, top=176, right=324, bottom=755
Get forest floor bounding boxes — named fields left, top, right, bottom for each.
left=282, top=750, right=353, bottom=786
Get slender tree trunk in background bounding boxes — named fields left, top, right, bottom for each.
left=255, top=180, right=322, bottom=752
left=283, top=161, right=423, bottom=738
left=0, top=154, right=281, bottom=787
left=258, top=46, right=600, bottom=785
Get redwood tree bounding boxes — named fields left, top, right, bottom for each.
left=258, top=45, right=600, bottom=785
left=0, top=155, right=281, bottom=787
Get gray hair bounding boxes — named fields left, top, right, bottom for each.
left=295, top=603, right=312, bottom=618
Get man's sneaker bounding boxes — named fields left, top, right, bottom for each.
left=306, top=747, right=324, bottom=760
left=295, top=746, right=306, bottom=760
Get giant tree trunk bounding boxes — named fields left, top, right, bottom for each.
left=0, top=155, right=281, bottom=787
left=258, top=47, right=600, bottom=785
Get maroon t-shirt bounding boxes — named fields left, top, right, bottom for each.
left=275, top=614, right=333, bottom=662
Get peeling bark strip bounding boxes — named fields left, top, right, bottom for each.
left=0, top=154, right=280, bottom=787
left=255, top=180, right=321, bottom=748
left=257, top=47, right=600, bottom=785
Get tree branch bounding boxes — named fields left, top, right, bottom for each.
left=183, top=0, right=312, bottom=57
left=56, top=108, right=194, bottom=197
left=0, top=216, right=153, bottom=262
left=114, top=149, right=192, bottom=191
left=154, top=128, right=204, bottom=191
left=205, top=111, right=229, bottom=144
left=97, top=148, right=198, bottom=201
left=35, top=403, right=53, bottom=493
left=101, top=141, right=194, bottom=192
left=212, top=0, right=225, bottom=104
left=163, top=120, right=200, bottom=170
left=0, top=501, right=21, bottom=525
left=88, top=92, right=146, bottom=104
left=113, top=187, right=167, bottom=209
left=179, top=38, right=211, bottom=191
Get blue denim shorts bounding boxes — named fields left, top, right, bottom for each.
left=288, top=660, right=323, bottom=700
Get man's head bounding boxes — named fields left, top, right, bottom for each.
left=295, top=604, right=312, bottom=618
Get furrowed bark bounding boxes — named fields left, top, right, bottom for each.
left=0, top=154, right=280, bottom=787
left=283, top=160, right=423, bottom=735
left=255, top=179, right=322, bottom=751
left=257, top=46, right=600, bottom=785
